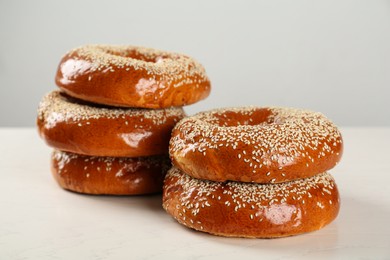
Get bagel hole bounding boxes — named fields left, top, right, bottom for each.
left=105, top=49, right=167, bottom=63
left=211, top=108, right=274, bottom=127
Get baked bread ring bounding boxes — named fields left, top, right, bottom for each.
left=51, top=150, right=170, bottom=195
left=55, top=45, right=211, bottom=108
left=163, top=167, right=340, bottom=238
left=37, top=91, right=185, bottom=157
left=170, top=107, right=343, bottom=183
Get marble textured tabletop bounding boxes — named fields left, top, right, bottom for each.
left=1, top=128, right=389, bottom=259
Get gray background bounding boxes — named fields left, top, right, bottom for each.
left=1, top=0, right=389, bottom=126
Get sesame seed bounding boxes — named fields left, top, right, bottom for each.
left=38, top=91, right=185, bottom=128
left=163, top=167, right=337, bottom=229
left=169, top=106, right=342, bottom=183
left=62, top=45, right=209, bottom=92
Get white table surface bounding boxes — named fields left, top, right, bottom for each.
left=1, top=127, right=389, bottom=259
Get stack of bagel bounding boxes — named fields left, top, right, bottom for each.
left=37, top=45, right=211, bottom=195
left=163, top=107, right=343, bottom=238
left=37, top=44, right=344, bottom=238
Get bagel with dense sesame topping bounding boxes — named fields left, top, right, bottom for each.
left=52, top=150, right=170, bottom=195
left=169, top=107, right=343, bottom=184
left=55, top=45, right=211, bottom=108
left=37, top=91, right=185, bottom=157
left=163, top=167, right=340, bottom=238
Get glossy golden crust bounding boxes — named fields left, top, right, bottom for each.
left=163, top=167, right=340, bottom=238
left=37, top=91, right=185, bottom=157
left=51, top=150, right=170, bottom=195
left=170, top=107, right=343, bottom=183
left=55, top=45, right=211, bottom=108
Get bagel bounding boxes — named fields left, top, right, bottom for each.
left=55, top=45, right=211, bottom=108
left=170, top=107, right=343, bottom=183
left=37, top=91, right=185, bottom=157
left=163, top=167, right=340, bottom=238
left=51, top=150, right=170, bottom=195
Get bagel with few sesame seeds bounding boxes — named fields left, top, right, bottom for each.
left=37, top=91, right=185, bottom=157
left=169, top=107, right=343, bottom=184
left=55, top=45, right=211, bottom=108
left=163, top=167, right=340, bottom=238
left=51, top=150, right=170, bottom=195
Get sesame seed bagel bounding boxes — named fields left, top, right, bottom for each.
left=37, top=91, right=185, bottom=157
left=52, top=150, right=170, bottom=195
left=170, top=107, right=343, bottom=183
left=163, top=167, right=340, bottom=238
left=55, top=45, right=211, bottom=108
